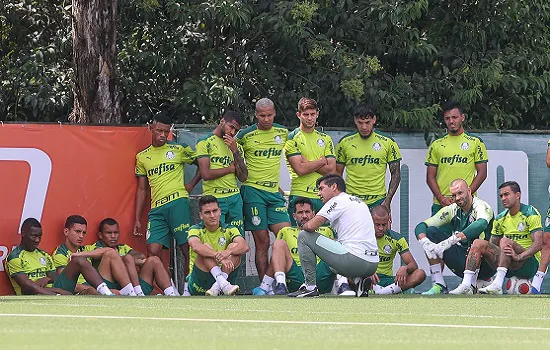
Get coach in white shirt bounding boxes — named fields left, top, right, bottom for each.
left=288, top=174, right=379, bottom=297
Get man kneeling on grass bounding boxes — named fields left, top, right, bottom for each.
left=5, top=218, right=113, bottom=296
left=187, top=195, right=249, bottom=296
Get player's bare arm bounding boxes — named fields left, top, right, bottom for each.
left=197, top=157, right=235, bottom=181
left=214, top=236, right=249, bottom=262
left=70, top=247, right=114, bottom=260
left=546, top=144, right=550, bottom=167
left=395, top=251, right=417, bottom=286
left=287, top=155, right=326, bottom=176
left=316, top=157, right=336, bottom=175
left=133, top=176, right=148, bottom=236
left=188, top=236, right=217, bottom=258
left=470, top=162, right=488, bottom=194
left=382, top=161, right=401, bottom=209
left=301, top=215, right=327, bottom=232
left=504, top=230, right=543, bottom=262
left=335, top=163, right=345, bottom=177
left=231, top=148, right=248, bottom=182
left=185, top=168, right=202, bottom=193
left=426, top=165, right=452, bottom=206
left=13, top=274, right=63, bottom=295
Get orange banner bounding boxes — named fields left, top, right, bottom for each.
left=0, top=124, right=152, bottom=295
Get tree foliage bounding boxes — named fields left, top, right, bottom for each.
left=1, top=0, right=550, bottom=129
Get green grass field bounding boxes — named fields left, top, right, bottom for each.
left=1, top=295, right=550, bottom=349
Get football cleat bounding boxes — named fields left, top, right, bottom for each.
left=421, top=283, right=448, bottom=295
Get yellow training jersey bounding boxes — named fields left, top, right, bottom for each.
left=90, top=240, right=133, bottom=256
left=492, top=204, right=542, bottom=262
left=187, top=222, right=242, bottom=272
left=52, top=243, right=95, bottom=284
left=284, top=128, right=335, bottom=198
left=236, top=124, right=288, bottom=192
left=276, top=226, right=334, bottom=266
left=376, top=230, right=409, bottom=276
left=195, top=133, right=243, bottom=198
left=5, top=246, right=56, bottom=295
left=336, top=130, right=401, bottom=204
left=425, top=132, right=488, bottom=204
left=135, top=141, right=196, bottom=209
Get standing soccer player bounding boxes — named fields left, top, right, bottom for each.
left=195, top=110, right=247, bottom=235
left=336, top=104, right=401, bottom=210
left=285, top=97, right=336, bottom=223
left=426, top=101, right=488, bottom=215
left=474, top=181, right=545, bottom=294
left=133, top=113, right=197, bottom=295
left=236, top=98, right=291, bottom=280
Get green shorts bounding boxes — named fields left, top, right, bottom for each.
left=187, top=266, right=238, bottom=296
left=147, top=197, right=191, bottom=248
left=286, top=260, right=335, bottom=294
left=52, top=271, right=77, bottom=293
left=288, top=195, right=324, bottom=225
left=218, top=193, right=244, bottom=236
left=426, top=226, right=496, bottom=279
left=241, top=185, right=290, bottom=231
left=376, top=273, right=395, bottom=287
left=86, top=277, right=121, bottom=290
left=139, top=277, right=154, bottom=295
left=506, top=256, right=540, bottom=279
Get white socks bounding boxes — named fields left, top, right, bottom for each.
left=164, top=286, right=177, bottom=296
left=531, top=271, right=546, bottom=291
left=492, top=267, right=508, bottom=288
left=374, top=283, right=402, bottom=295
left=210, top=266, right=229, bottom=288
left=274, top=272, right=286, bottom=285
left=134, top=285, right=145, bottom=296
left=461, top=270, right=475, bottom=287
left=429, top=264, right=446, bottom=286
left=260, top=275, right=275, bottom=292
left=120, top=283, right=137, bottom=296
left=96, top=282, right=113, bottom=296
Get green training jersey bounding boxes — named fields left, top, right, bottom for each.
left=52, top=243, right=95, bottom=284
left=284, top=128, right=335, bottom=198
left=423, top=196, right=494, bottom=248
left=276, top=226, right=334, bottom=265
left=6, top=246, right=55, bottom=295
left=135, top=141, right=196, bottom=209
left=425, top=132, right=488, bottom=204
left=91, top=240, right=133, bottom=256
left=376, top=230, right=409, bottom=276
left=336, top=130, right=401, bottom=204
left=492, top=203, right=542, bottom=262
left=236, top=124, right=288, bottom=192
left=195, top=133, right=243, bottom=198
left=187, top=222, right=242, bottom=272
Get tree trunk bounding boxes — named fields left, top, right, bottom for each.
left=69, top=0, right=120, bottom=124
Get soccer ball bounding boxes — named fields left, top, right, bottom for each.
left=505, top=277, right=532, bottom=295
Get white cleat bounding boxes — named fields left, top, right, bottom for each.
left=478, top=284, right=503, bottom=295
left=449, top=284, right=474, bottom=295
left=205, top=282, right=221, bottom=296
left=221, top=283, right=240, bottom=296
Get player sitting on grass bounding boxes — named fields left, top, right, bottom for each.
left=415, top=178, right=495, bottom=295
left=90, top=217, right=177, bottom=296
left=252, top=197, right=336, bottom=295
left=6, top=218, right=113, bottom=296
left=53, top=215, right=137, bottom=296
left=187, top=195, right=249, bottom=296
left=368, top=205, right=426, bottom=294
left=470, top=181, right=545, bottom=295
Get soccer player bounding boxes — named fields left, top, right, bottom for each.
left=253, top=197, right=336, bottom=295
left=53, top=215, right=137, bottom=296
left=370, top=206, right=426, bottom=294
left=336, top=104, right=401, bottom=210
left=288, top=174, right=379, bottom=297
left=533, top=139, right=550, bottom=293
left=89, top=217, right=177, bottom=296
left=186, top=195, right=249, bottom=296
left=133, top=112, right=197, bottom=294
left=425, top=101, right=488, bottom=215
left=415, top=179, right=495, bottom=295
left=6, top=218, right=113, bottom=296
left=195, top=110, right=247, bottom=235
left=236, top=98, right=290, bottom=280
left=285, top=97, right=336, bottom=223
left=473, top=181, right=544, bottom=294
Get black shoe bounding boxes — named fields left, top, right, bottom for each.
left=287, top=285, right=319, bottom=297
left=355, top=277, right=372, bottom=297
left=273, top=283, right=289, bottom=295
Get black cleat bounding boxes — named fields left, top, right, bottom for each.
left=355, top=277, right=372, bottom=297
left=273, top=283, right=289, bottom=295
left=287, top=285, right=319, bottom=298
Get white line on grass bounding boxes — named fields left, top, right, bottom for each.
left=1, top=313, right=550, bottom=331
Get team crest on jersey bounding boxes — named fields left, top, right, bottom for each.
left=383, top=244, right=392, bottom=254
left=39, top=257, right=47, bottom=266
left=274, top=135, right=283, bottom=144
left=252, top=216, right=262, bottom=226
left=218, top=237, right=226, bottom=246
left=146, top=230, right=151, bottom=240
left=517, top=222, right=526, bottom=231
left=317, top=139, right=325, bottom=147
left=165, top=150, right=176, bottom=160
left=372, top=142, right=381, bottom=151
left=469, top=215, right=474, bottom=223
left=460, top=142, right=470, bottom=150
left=546, top=217, right=550, bottom=228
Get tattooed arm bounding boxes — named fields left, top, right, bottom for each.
left=381, top=161, right=401, bottom=210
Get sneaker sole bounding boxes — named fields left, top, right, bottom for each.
left=224, top=285, right=240, bottom=296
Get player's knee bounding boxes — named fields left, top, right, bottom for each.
left=273, top=240, right=288, bottom=251
left=71, top=255, right=89, bottom=268
left=103, top=249, right=120, bottom=260
left=415, top=269, right=427, bottom=284
left=471, top=239, right=486, bottom=251
left=542, top=233, right=550, bottom=250
left=499, top=237, right=512, bottom=247
left=122, top=254, right=134, bottom=264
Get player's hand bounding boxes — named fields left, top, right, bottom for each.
left=215, top=250, right=231, bottom=262
left=135, top=258, right=146, bottom=267
left=223, top=134, right=239, bottom=153
left=369, top=273, right=380, bottom=285
left=185, top=182, right=195, bottom=193
left=420, top=237, right=438, bottom=260
left=394, top=266, right=408, bottom=287
left=69, top=252, right=82, bottom=261
left=439, top=197, right=453, bottom=207
left=503, top=245, right=521, bottom=261
left=133, top=220, right=142, bottom=237
left=220, top=258, right=235, bottom=272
